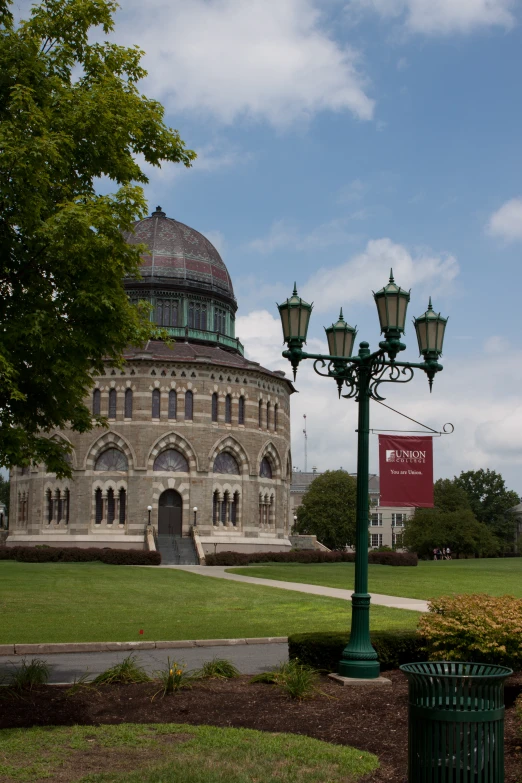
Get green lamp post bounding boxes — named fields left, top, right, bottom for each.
left=277, top=275, right=447, bottom=680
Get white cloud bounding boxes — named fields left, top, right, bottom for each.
left=301, top=237, right=459, bottom=312
left=349, top=0, right=517, bottom=34
left=114, top=0, right=375, bottom=127
left=247, top=217, right=364, bottom=254
left=487, top=198, right=522, bottom=241
left=235, top=309, right=522, bottom=491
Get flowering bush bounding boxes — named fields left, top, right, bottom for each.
left=419, top=593, right=522, bottom=669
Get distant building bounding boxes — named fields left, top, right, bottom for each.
left=291, top=469, right=413, bottom=549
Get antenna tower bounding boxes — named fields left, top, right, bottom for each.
left=303, top=414, right=308, bottom=473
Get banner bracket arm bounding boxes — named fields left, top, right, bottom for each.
left=370, top=399, right=454, bottom=437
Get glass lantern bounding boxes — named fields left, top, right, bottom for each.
left=277, top=284, right=313, bottom=344
left=413, top=298, right=447, bottom=357
left=325, top=310, right=357, bottom=359
left=373, top=270, right=410, bottom=334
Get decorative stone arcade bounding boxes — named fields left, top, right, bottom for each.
left=8, top=207, right=295, bottom=556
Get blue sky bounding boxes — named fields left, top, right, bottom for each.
left=98, top=0, right=522, bottom=491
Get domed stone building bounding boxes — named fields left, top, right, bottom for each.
left=8, top=207, right=294, bottom=560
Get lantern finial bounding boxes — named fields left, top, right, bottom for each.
left=339, top=308, right=344, bottom=321
left=292, top=282, right=298, bottom=296
left=428, top=297, right=433, bottom=310
left=389, top=268, right=395, bottom=284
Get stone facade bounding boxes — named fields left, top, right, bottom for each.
left=8, top=209, right=294, bottom=554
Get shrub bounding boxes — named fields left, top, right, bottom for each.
left=288, top=630, right=424, bottom=672
left=9, top=658, right=50, bottom=691
left=153, top=659, right=195, bottom=698
left=93, top=654, right=152, bottom=685
left=419, top=594, right=522, bottom=669
left=0, top=546, right=161, bottom=565
left=205, top=550, right=417, bottom=566
left=250, top=660, right=318, bottom=700
left=196, top=658, right=240, bottom=679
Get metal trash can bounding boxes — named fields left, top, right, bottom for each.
left=400, top=661, right=512, bottom=783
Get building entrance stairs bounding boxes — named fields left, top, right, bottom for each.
left=156, top=535, right=199, bottom=565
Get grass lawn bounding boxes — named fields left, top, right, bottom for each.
left=228, top=558, right=522, bottom=600
left=0, top=723, right=378, bottom=782
left=0, top=562, right=418, bottom=643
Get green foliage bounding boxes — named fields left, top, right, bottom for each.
left=0, top=0, right=195, bottom=475
left=196, top=658, right=240, bottom=679
left=93, top=654, right=152, bottom=685
left=0, top=474, right=9, bottom=514
left=295, top=471, right=357, bottom=550
left=288, top=631, right=424, bottom=672
left=9, top=657, right=50, bottom=691
left=419, top=593, right=522, bottom=669
left=250, top=660, right=319, bottom=700
left=433, top=478, right=472, bottom=512
left=207, top=549, right=417, bottom=566
left=455, top=469, right=520, bottom=546
left=402, top=507, right=499, bottom=559
left=153, top=659, right=194, bottom=698
left=0, top=546, right=161, bottom=564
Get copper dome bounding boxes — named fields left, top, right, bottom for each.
left=124, top=207, right=236, bottom=308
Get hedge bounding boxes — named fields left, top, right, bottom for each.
left=205, top=550, right=417, bottom=567
left=0, top=546, right=161, bottom=565
left=288, top=630, right=424, bottom=672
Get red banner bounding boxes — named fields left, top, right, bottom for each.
left=378, top=435, right=434, bottom=507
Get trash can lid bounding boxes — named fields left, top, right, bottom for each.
left=400, top=661, right=513, bottom=679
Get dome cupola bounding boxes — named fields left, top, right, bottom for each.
left=124, top=207, right=242, bottom=355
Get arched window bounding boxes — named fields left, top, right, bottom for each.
left=215, top=308, right=226, bottom=333
left=92, top=389, right=101, bottom=415
left=212, top=392, right=218, bottom=422
left=225, top=395, right=232, bottom=423
left=168, top=390, right=177, bottom=419
left=185, top=390, right=193, bottom=420
left=213, top=452, right=240, bottom=474
left=153, top=449, right=189, bottom=472
left=108, top=389, right=117, bottom=419
left=125, top=389, right=133, bottom=419
left=258, top=400, right=263, bottom=428
left=231, top=491, right=239, bottom=527
left=266, top=402, right=270, bottom=430
left=119, top=488, right=126, bottom=524
left=213, top=491, right=220, bottom=526
left=94, top=448, right=128, bottom=471
left=260, top=457, right=273, bottom=479
left=107, top=488, right=115, bottom=524
left=95, top=488, right=103, bottom=523
left=238, top=396, right=245, bottom=425
left=221, top=491, right=229, bottom=525
left=46, top=489, right=52, bottom=523
left=65, top=488, right=70, bottom=525
left=152, top=389, right=160, bottom=418
left=274, top=404, right=278, bottom=432
left=56, top=490, right=63, bottom=522
left=188, top=302, right=208, bottom=330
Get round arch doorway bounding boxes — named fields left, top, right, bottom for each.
left=158, top=490, right=183, bottom=537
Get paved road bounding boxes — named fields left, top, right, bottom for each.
left=0, top=643, right=288, bottom=684
left=165, top=565, right=429, bottom=613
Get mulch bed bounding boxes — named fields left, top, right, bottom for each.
left=2, top=670, right=522, bottom=782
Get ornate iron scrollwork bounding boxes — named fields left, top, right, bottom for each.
left=369, top=357, right=415, bottom=401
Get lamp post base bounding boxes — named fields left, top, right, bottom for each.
left=329, top=672, right=391, bottom=687
left=337, top=658, right=381, bottom=680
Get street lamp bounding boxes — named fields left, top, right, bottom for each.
left=293, top=513, right=297, bottom=533
left=277, top=274, right=447, bottom=680
left=147, top=505, right=152, bottom=526
left=193, top=506, right=198, bottom=527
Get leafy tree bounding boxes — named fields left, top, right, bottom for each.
left=0, top=474, right=9, bottom=513
left=433, top=478, right=471, bottom=513
left=455, top=469, right=520, bottom=547
left=402, top=508, right=499, bottom=560
left=0, top=0, right=195, bottom=476
left=295, top=470, right=357, bottom=550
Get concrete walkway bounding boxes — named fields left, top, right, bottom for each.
left=165, top=565, right=429, bottom=613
